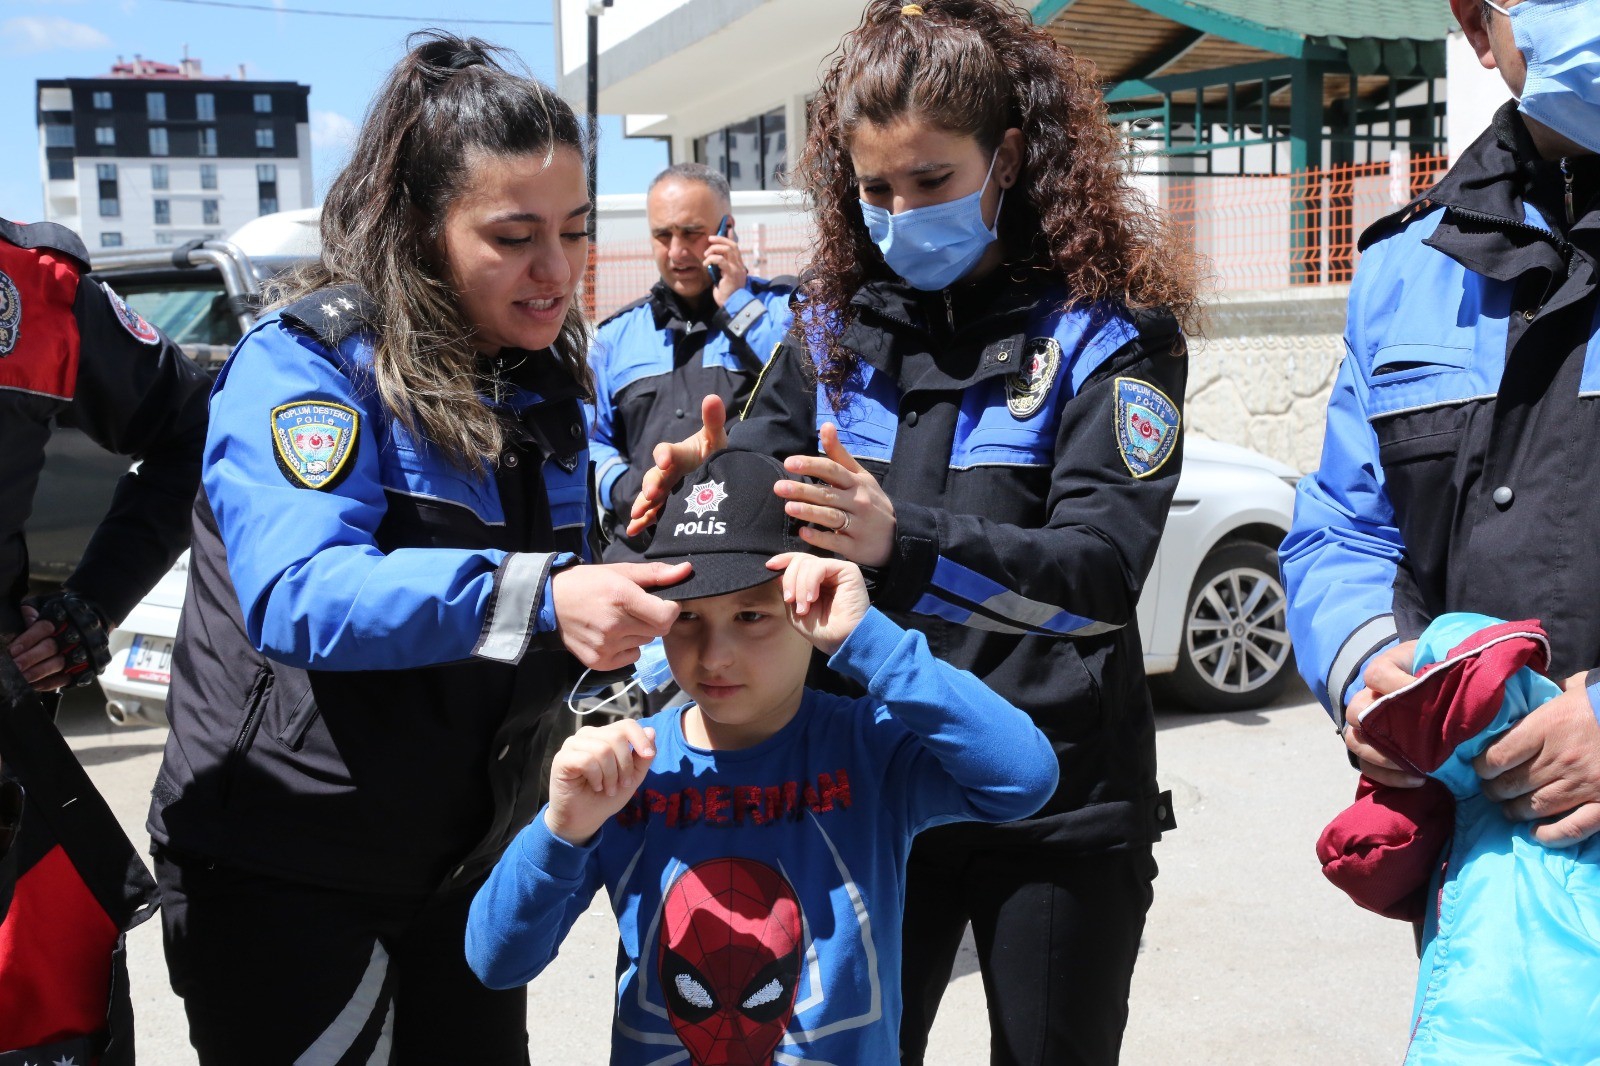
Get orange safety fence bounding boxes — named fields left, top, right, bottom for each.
left=1161, top=154, right=1450, bottom=292
left=582, top=154, right=1450, bottom=321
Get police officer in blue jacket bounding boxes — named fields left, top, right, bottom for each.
left=1283, top=0, right=1600, bottom=845
left=144, top=37, right=686, bottom=1064
left=630, top=5, right=1203, bottom=1062
left=589, top=163, right=794, bottom=560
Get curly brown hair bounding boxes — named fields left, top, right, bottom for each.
left=795, top=0, right=1203, bottom=407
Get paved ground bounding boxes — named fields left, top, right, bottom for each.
left=59, top=676, right=1418, bottom=1064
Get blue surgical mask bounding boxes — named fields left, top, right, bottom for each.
left=859, top=152, right=1005, bottom=291
left=1488, top=0, right=1600, bottom=155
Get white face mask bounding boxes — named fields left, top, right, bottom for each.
left=565, top=638, right=676, bottom=718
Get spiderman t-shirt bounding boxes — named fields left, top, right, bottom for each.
left=468, top=607, right=1058, bottom=1065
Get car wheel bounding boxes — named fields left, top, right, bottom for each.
left=1163, top=540, right=1295, bottom=711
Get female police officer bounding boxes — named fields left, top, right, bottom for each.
left=144, top=34, right=686, bottom=1064
left=630, top=3, right=1203, bottom=1062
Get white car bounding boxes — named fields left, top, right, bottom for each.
left=1140, top=437, right=1298, bottom=711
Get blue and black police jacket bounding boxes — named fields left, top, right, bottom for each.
left=588, top=276, right=793, bottom=560
left=147, top=286, right=591, bottom=895
left=1282, top=102, right=1600, bottom=724
left=726, top=270, right=1186, bottom=852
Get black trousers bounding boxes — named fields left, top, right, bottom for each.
left=154, top=847, right=528, bottom=1066
left=898, top=832, right=1157, bottom=1066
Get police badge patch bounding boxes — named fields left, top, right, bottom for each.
left=1007, top=337, right=1061, bottom=419
left=1114, top=377, right=1179, bottom=478
left=0, top=268, right=19, bottom=356
left=271, top=400, right=359, bottom=490
left=101, top=281, right=160, bottom=345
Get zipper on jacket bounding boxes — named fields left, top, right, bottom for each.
left=1446, top=205, right=1572, bottom=256
left=1561, top=157, right=1575, bottom=226
left=491, top=356, right=505, bottom=405
left=943, top=289, right=955, bottom=331
left=221, top=666, right=272, bottom=805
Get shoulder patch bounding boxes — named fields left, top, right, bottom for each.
left=0, top=269, right=19, bottom=356
left=101, top=281, right=160, bottom=345
left=271, top=400, right=360, bottom=490
left=1114, top=377, right=1179, bottom=478
left=1007, top=337, right=1062, bottom=419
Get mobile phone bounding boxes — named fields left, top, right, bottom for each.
left=706, top=214, right=732, bottom=288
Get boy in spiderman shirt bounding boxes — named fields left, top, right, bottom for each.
left=467, top=447, right=1058, bottom=1066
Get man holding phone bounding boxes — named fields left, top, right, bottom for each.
left=587, top=163, right=795, bottom=561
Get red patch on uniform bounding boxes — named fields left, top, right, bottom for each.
left=0, top=243, right=80, bottom=400
left=0, top=844, right=120, bottom=1050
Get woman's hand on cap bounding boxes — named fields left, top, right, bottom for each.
left=777, top=423, right=896, bottom=568
left=551, top=562, right=689, bottom=671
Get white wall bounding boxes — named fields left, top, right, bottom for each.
left=1447, top=28, right=1512, bottom=161
left=558, top=0, right=695, bottom=79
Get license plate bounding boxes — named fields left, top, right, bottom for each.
left=124, top=634, right=174, bottom=684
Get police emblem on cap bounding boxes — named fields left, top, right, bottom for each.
left=271, top=400, right=359, bottom=490
left=1114, top=377, right=1179, bottom=478
left=101, top=281, right=160, bottom=345
left=1007, top=337, right=1061, bottom=420
left=0, top=269, right=19, bottom=356
left=684, top=479, right=728, bottom=518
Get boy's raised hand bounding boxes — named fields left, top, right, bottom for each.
left=767, top=553, right=871, bottom=656
left=544, top=719, right=657, bottom=846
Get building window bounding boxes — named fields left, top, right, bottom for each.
left=695, top=107, right=787, bottom=192
left=196, top=93, right=215, bottom=121
left=93, top=91, right=112, bottom=110
left=94, top=124, right=115, bottom=146
left=255, top=124, right=275, bottom=150
left=198, top=128, right=217, bottom=157
left=47, top=159, right=74, bottom=180
left=154, top=199, right=171, bottom=225
left=44, top=125, right=74, bottom=148
left=100, top=232, right=123, bottom=248
left=201, top=163, right=218, bottom=189
left=151, top=163, right=169, bottom=190
left=253, top=93, right=272, bottom=113
left=98, top=164, right=119, bottom=218
left=149, top=127, right=169, bottom=156
left=203, top=199, right=220, bottom=225
left=258, top=163, right=279, bottom=215
left=147, top=92, right=166, bottom=121
left=155, top=232, right=174, bottom=246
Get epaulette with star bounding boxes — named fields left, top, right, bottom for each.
left=279, top=284, right=375, bottom=350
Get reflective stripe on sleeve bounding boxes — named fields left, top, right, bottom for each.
left=1327, top=613, right=1399, bottom=718
left=473, top=551, right=558, bottom=663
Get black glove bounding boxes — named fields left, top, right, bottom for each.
left=20, top=590, right=112, bottom=688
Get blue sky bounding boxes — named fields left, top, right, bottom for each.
left=0, top=0, right=668, bottom=223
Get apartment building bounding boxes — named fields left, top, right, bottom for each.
left=37, top=55, right=312, bottom=250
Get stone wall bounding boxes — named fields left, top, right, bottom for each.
left=1185, top=286, right=1350, bottom=475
